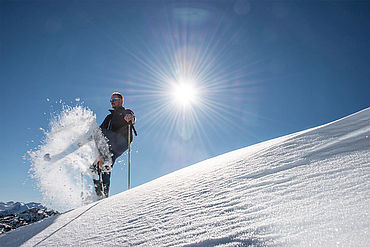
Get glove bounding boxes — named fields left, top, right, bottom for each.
left=124, top=114, right=136, bottom=124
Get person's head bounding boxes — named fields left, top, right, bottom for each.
left=110, top=92, right=124, bottom=109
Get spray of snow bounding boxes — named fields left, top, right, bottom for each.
left=27, top=106, right=110, bottom=211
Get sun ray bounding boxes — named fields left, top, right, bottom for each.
left=103, top=5, right=267, bottom=162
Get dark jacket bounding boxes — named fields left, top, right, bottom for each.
left=100, top=106, right=135, bottom=143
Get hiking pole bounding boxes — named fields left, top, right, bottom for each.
left=80, top=152, right=84, bottom=202
left=128, top=122, right=132, bottom=190
left=81, top=172, right=84, bottom=202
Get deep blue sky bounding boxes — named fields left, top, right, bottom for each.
left=1, top=0, right=369, bottom=204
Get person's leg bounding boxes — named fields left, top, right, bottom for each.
left=95, top=130, right=129, bottom=198
left=91, top=157, right=106, bottom=199
left=95, top=128, right=114, bottom=163
left=102, top=172, right=111, bottom=198
left=93, top=178, right=103, bottom=198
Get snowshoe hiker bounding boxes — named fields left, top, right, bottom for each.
left=91, top=92, right=137, bottom=199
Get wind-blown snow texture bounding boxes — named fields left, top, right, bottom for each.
left=3, top=108, right=369, bottom=246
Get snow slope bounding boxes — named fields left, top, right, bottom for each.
left=2, top=108, right=369, bottom=246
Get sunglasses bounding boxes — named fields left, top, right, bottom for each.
left=110, top=98, right=120, bottom=103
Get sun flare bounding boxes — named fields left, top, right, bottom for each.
left=171, top=78, right=199, bottom=108
left=117, top=16, right=254, bottom=144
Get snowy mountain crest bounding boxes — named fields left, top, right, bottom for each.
left=0, top=201, right=59, bottom=235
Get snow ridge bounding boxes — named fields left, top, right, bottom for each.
left=0, top=202, right=59, bottom=235
left=2, top=108, right=369, bottom=246
left=0, top=202, right=46, bottom=217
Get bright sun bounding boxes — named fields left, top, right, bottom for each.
left=171, top=78, right=199, bottom=108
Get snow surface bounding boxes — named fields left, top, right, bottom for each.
left=2, top=108, right=369, bottom=246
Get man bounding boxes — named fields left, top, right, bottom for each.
left=92, top=92, right=136, bottom=199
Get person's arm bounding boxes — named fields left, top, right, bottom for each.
left=100, top=115, right=111, bottom=129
